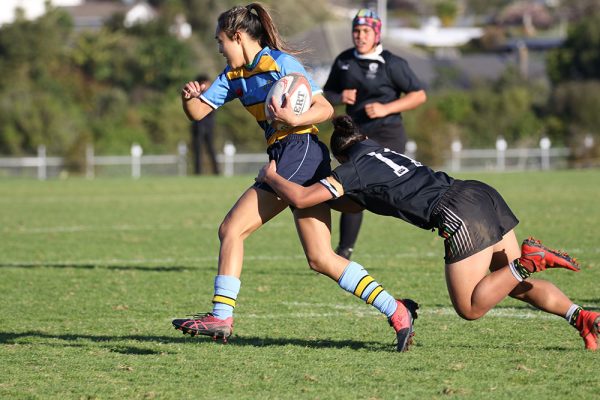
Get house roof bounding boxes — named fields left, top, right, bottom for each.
left=290, top=21, right=437, bottom=87
left=290, top=20, right=549, bottom=89
left=62, top=1, right=156, bottom=30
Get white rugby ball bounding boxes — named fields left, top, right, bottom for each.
left=265, top=73, right=312, bottom=130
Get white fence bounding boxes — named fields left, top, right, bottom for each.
left=445, top=138, right=571, bottom=172
left=0, top=139, right=572, bottom=180
left=0, top=142, right=267, bottom=180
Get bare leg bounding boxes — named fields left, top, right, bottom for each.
left=217, top=187, right=287, bottom=277
left=446, top=229, right=574, bottom=320
left=293, top=202, right=349, bottom=280
left=489, top=232, right=573, bottom=317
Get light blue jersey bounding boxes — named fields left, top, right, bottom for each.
left=200, top=47, right=323, bottom=146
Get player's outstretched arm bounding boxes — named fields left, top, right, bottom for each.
left=181, top=80, right=214, bottom=121
left=256, top=161, right=333, bottom=208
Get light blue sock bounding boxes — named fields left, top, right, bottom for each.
left=338, top=261, right=398, bottom=318
left=211, top=275, right=241, bottom=320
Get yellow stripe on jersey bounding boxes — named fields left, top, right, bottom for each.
left=354, top=275, right=375, bottom=298
left=246, top=103, right=267, bottom=122
left=266, top=126, right=316, bottom=146
left=212, top=295, right=236, bottom=308
left=366, top=285, right=383, bottom=305
left=226, top=56, right=280, bottom=80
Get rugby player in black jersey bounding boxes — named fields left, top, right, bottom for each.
left=323, top=8, right=427, bottom=260
left=256, top=115, right=600, bottom=350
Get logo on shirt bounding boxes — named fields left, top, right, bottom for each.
left=340, top=63, right=350, bottom=70
left=366, top=63, right=379, bottom=79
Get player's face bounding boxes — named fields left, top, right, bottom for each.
left=216, top=29, right=245, bottom=68
left=353, top=25, right=377, bottom=54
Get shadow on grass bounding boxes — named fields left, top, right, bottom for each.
left=0, top=263, right=195, bottom=272
left=0, top=330, right=389, bottom=352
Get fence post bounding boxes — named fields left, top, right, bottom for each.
left=223, top=141, right=236, bottom=177
left=405, top=140, right=417, bottom=160
left=451, top=139, right=462, bottom=172
left=37, top=145, right=47, bottom=180
left=131, top=143, right=143, bottom=179
left=540, top=137, right=551, bottom=170
left=86, top=144, right=95, bottom=179
left=496, top=136, right=507, bottom=171
left=177, top=141, right=187, bottom=176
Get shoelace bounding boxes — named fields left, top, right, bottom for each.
left=190, top=312, right=213, bottom=320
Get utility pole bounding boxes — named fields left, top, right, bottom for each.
left=377, top=0, right=387, bottom=39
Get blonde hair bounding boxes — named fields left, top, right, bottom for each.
left=217, top=3, right=300, bottom=54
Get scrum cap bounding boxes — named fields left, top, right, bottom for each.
left=352, top=8, right=382, bottom=43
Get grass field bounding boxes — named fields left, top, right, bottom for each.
left=1, top=170, right=599, bottom=399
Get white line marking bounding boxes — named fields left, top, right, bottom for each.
left=238, top=302, right=600, bottom=320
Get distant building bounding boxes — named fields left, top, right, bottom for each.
left=290, top=20, right=561, bottom=88
left=63, top=1, right=157, bottom=31
left=0, top=0, right=81, bottom=26
left=388, top=17, right=484, bottom=48
left=0, top=1, right=157, bottom=30
left=290, top=21, right=436, bottom=88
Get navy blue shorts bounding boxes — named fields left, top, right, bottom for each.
left=254, top=134, right=331, bottom=193
left=432, top=180, right=519, bottom=264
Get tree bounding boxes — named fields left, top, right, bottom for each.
left=547, top=12, right=600, bottom=84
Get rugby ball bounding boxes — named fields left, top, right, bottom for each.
left=265, top=73, right=312, bottom=130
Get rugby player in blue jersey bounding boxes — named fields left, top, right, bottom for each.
left=172, top=3, right=418, bottom=351
left=257, top=115, right=599, bottom=351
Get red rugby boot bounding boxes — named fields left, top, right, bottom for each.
left=388, top=299, right=419, bottom=352
left=519, top=237, right=580, bottom=273
left=172, top=313, right=233, bottom=342
left=575, top=310, right=600, bottom=351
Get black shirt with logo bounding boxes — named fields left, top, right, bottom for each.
left=326, top=139, right=454, bottom=230
left=324, top=48, right=424, bottom=135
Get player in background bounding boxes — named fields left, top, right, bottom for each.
left=190, top=75, right=220, bottom=175
left=172, top=3, right=418, bottom=352
left=256, top=115, right=600, bottom=351
left=323, top=8, right=427, bottom=260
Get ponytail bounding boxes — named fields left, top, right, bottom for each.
left=218, top=3, right=300, bottom=54
left=330, top=115, right=367, bottom=158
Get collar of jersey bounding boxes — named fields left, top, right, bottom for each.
left=348, top=139, right=381, bottom=159
left=353, top=44, right=385, bottom=63
left=245, top=46, right=269, bottom=69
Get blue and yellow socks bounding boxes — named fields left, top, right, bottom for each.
left=211, top=275, right=241, bottom=320
left=338, top=261, right=397, bottom=317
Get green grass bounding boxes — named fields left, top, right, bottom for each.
left=1, top=170, right=599, bottom=399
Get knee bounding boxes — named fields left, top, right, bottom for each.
left=218, top=218, right=242, bottom=242
left=305, top=253, right=331, bottom=274
left=454, top=307, right=485, bottom=321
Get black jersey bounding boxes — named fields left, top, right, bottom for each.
left=321, top=139, right=454, bottom=230
left=323, top=48, right=423, bottom=135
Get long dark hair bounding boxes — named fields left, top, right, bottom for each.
left=217, top=3, right=299, bottom=54
left=330, top=115, right=367, bottom=159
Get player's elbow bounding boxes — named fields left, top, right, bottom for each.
left=415, top=90, right=427, bottom=106
left=286, top=194, right=318, bottom=209
left=289, top=197, right=311, bottom=209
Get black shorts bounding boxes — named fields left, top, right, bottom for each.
left=432, top=180, right=519, bottom=264
left=254, top=134, right=331, bottom=194
left=361, top=122, right=407, bottom=153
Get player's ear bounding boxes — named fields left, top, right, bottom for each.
left=233, top=31, right=243, bottom=44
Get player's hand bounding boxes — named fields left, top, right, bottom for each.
left=341, top=89, right=357, bottom=105
left=182, top=81, right=207, bottom=101
left=267, top=93, right=299, bottom=127
left=256, top=160, right=277, bottom=183
left=365, top=102, right=389, bottom=119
